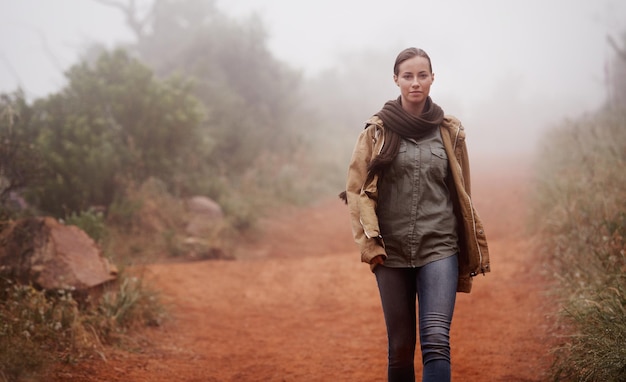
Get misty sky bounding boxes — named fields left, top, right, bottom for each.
left=1, top=0, right=625, bottom=153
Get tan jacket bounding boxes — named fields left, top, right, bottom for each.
left=345, top=115, right=490, bottom=293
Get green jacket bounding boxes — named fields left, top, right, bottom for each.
left=345, top=115, right=490, bottom=293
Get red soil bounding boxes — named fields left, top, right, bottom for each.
left=52, top=155, right=556, bottom=381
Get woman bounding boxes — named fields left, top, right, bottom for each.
left=343, top=47, right=490, bottom=382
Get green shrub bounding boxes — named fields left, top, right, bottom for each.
left=89, top=273, right=165, bottom=343
left=29, top=49, right=203, bottom=218
left=65, top=208, right=107, bottom=243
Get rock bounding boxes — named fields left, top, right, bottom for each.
left=186, top=196, right=223, bottom=218
left=0, top=217, right=117, bottom=291
left=185, top=196, right=224, bottom=237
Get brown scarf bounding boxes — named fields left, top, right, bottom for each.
left=367, top=96, right=444, bottom=182
left=338, top=96, right=444, bottom=204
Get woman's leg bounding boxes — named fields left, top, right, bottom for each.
left=375, top=266, right=418, bottom=382
left=416, top=254, right=458, bottom=382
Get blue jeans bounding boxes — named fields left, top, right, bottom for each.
left=374, top=255, right=458, bottom=382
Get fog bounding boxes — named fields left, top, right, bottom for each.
left=1, top=0, right=625, bottom=156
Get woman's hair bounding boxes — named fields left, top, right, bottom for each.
left=393, top=47, right=433, bottom=75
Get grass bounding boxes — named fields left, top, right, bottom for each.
left=552, top=285, right=626, bottom=381
left=0, top=271, right=165, bottom=381
left=530, top=107, right=626, bottom=381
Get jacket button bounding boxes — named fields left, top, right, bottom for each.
left=478, top=229, right=484, bottom=235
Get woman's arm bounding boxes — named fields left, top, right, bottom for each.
left=345, top=124, right=387, bottom=264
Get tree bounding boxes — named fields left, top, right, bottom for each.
left=30, top=49, right=204, bottom=216
left=606, top=31, right=626, bottom=109
left=97, top=0, right=305, bottom=175
left=0, top=91, right=42, bottom=217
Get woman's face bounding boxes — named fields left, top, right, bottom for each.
left=394, top=56, right=434, bottom=112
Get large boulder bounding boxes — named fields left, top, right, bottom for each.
left=0, top=217, right=117, bottom=291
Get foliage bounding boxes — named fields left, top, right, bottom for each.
left=0, top=273, right=164, bottom=381
left=0, top=280, right=82, bottom=381
left=105, top=177, right=185, bottom=263
left=154, top=4, right=338, bottom=217
left=89, top=272, right=165, bottom=341
left=0, top=91, right=42, bottom=219
left=29, top=49, right=204, bottom=217
left=530, top=107, right=626, bottom=381
left=140, top=0, right=303, bottom=169
left=17, top=0, right=360, bottom=231
left=104, top=177, right=232, bottom=265
left=65, top=208, right=107, bottom=243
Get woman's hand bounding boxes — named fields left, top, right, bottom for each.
left=370, top=255, right=385, bottom=265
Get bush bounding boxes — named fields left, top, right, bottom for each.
left=0, top=273, right=164, bottom=381
left=65, top=208, right=107, bottom=243
left=88, top=271, right=165, bottom=343
left=29, top=49, right=203, bottom=217
left=531, top=107, right=626, bottom=381
left=0, top=280, right=90, bottom=381
left=104, top=177, right=185, bottom=264
left=104, top=177, right=232, bottom=264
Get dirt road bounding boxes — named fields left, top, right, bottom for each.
left=53, top=156, right=556, bottom=381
